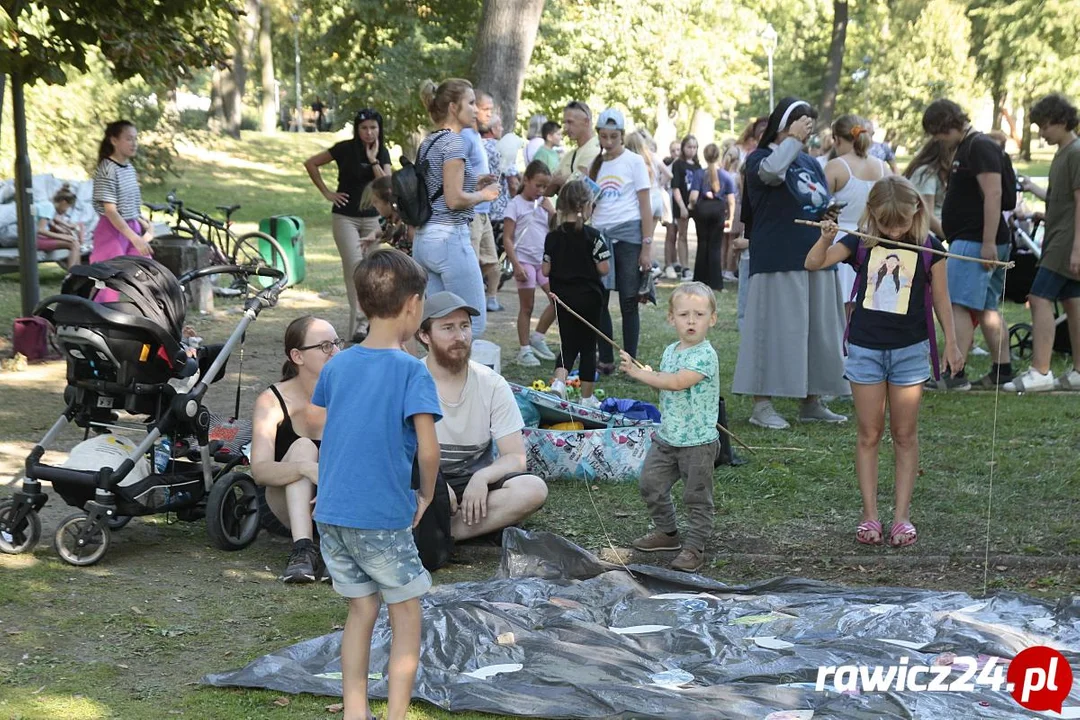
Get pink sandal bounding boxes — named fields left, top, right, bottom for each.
left=856, top=520, right=883, bottom=545
left=889, top=522, right=918, bottom=548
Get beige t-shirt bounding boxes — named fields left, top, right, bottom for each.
left=425, top=359, right=524, bottom=483
left=557, top=134, right=601, bottom=182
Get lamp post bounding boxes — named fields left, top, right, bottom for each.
left=292, top=11, right=303, bottom=133
left=761, top=23, right=778, bottom=111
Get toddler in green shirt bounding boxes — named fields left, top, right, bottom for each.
left=620, top=282, right=720, bottom=573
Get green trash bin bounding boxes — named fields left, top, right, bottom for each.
left=258, top=215, right=306, bottom=287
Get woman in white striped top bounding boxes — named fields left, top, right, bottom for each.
left=91, top=120, right=153, bottom=265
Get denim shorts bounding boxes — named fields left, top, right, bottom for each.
left=845, top=340, right=931, bottom=386
left=946, top=240, right=1010, bottom=311
left=317, top=523, right=432, bottom=603
left=1030, top=266, right=1080, bottom=301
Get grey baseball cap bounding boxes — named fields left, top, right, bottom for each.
left=421, top=291, right=480, bottom=324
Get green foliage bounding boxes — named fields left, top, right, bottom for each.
left=859, top=0, right=980, bottom=146
left=0, top=53, right=181, bottom=183
left=0, top=0, right=236, bottom=85
left=270, top=0, right=479, bottom=145
left=523, top=0, right=764, bottom=133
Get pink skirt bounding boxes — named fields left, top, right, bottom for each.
left=91, top=218, right=143, bottom=302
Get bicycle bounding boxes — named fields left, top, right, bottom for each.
left=146, top=191, right=291, bottom=294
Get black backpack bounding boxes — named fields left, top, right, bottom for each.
left=393, top=129, right=449, bottom=227
left=957, top=133, right=1019, bottom=212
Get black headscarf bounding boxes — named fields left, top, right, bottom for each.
left=758, top=97, right=818, bottom=150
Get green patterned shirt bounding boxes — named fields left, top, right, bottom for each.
left=657, top=341, right=720, bottom=447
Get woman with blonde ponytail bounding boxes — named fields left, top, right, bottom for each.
left=411, top=78, right=500, bottom=337
left=824, top=114, right=890, bottom=305
left=687, top=143, right=736, bottom=290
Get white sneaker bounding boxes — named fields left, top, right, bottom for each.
left=1056, top=368, right=1080, bottom=391
left=971, top=345, right=990, bottom=357
left=749, top=400, right=789, bottom=430
left=663, top=265, right=678, bottom=280
left=529, top=332, right=556, bottom=360
left=681, top=268, right=693, bottom=281
left=1003, top=368, right=1054, bottom=393
left=579, top=395, right=602, bottom=409
left=549, top=379, right=567, bottom=399
left=722, top=271, right=737, bottom=283
left=798, top=399, right=848, bottom=424
left=516, top=347, right=541, bottom=367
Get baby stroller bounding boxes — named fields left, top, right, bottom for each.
left=1005, top=216, right=1073, bottom=359
left=0, top=256, right=287, bottom=566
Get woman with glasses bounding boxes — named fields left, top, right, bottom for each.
left=304, top=108, right=392, bottom=342
left=250, top=316, right=342, bottom=584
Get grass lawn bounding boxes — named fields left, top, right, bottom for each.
left=1, top=132, right=1077, bottom=720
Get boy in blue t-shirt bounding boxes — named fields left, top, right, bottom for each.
left=312, top=247, right=442, bottom=720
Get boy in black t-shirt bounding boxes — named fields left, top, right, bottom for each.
left=922, top=99, right=1013, bottom=389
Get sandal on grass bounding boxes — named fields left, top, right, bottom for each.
left=889, top=521, right=918, bottom=548
left=856, top=520, right=883, bottom=545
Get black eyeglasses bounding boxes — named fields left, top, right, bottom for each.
left=298, top=338, right=344, bottom=354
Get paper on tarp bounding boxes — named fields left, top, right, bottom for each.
left=203, top=529, right=1080, bottom=719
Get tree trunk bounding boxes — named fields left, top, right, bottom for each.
left=819, top=0, right=849, bottom=127
left=12, top=72, right=39, bottom=316
left=690, top=107, right=715, bottom=150
left=259, top=0, right=276, bottom=133
left=210, top=67, right=225, bottom=133
left=470, top=0, right=546, bottom=134
left=1020, top=100, right=1033, bottom=161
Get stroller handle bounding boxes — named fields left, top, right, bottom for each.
left=176, top=264, right=287, bottom=316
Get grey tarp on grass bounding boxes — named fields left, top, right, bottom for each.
left=204, top=529, right=1080, bottom=719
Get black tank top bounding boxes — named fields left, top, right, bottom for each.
left=270, top=384, right=321, bottom=461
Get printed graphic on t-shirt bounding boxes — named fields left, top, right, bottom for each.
left=863, top=246, right=915, bottom=314
left=597, top=173, right=626, bottom=201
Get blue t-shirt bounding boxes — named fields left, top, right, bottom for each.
left=744, top=147, right=830, bottom=275
left=461, top=128, right=491, bottom=215
left=690, top=167, right=737, bottom=200
left=312, top=346, right=442, bottom=530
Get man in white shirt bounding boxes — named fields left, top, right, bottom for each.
left=418, top=292, right=548, bottom=540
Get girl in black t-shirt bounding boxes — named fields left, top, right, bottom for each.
left=667, top=135, right=700, bottom=280
left=543, top=180, right=611, bottom=407
left=805, top=176, right=964, bottom=550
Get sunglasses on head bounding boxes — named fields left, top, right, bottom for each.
left=299, top=338, right=345, bottom=354
left=355, top=109, right=378, bottom=123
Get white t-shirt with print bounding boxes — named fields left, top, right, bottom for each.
left=591, top=150, right=651, bottom=229
left=425, top=359, right=524, bottom=483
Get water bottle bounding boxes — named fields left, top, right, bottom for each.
left=154, top=437, right=172, bottom=473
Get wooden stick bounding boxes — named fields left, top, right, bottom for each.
left=716, top=423, right=757, bottom=455
left=549, top=293, right=647, bottom=369
left=794, top=219, right=1015, bottom=268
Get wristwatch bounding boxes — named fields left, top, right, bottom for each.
left=642, top=236, right=653, bottom=244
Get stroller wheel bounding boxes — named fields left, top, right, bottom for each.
left=106, top=515, right=133, bottom=531
left=1010, top=322, right=1034, bottom=360
left=206, top=472, right=261, bottom=551
left=0, top=500, right=41, bottom=554
left=53, top=513, right=111, bottom=566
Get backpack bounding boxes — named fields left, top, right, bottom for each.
left=956, top=133, right=1019, bottom=212
left=393, top=129, right=450, bottom=227
left=845, top=237, right=941, bottom=380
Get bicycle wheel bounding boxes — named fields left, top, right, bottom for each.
left=231, top=231, right=292, bottom=290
